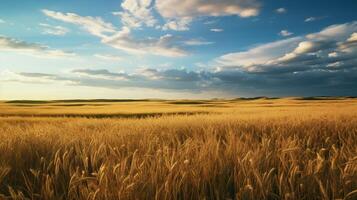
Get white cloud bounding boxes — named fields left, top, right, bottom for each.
left=327, top=61, right=343, bottom=68
left=217, top=21, right=357, bottom=74
left=276, top=8, right=287, bottom=14
left=0, top=36, right=75, bottom=58
left=338, top=32, right=357, bottom=53
left=279, top=30, right=293, bottom=37
left=305, top=16, right=326, bottom=23
left=276, top=40, right=320, bottom=62
left=114, top=0, right=157, bottom=28
left=156, top=0, right=260, bottom=19
left=217, top=37, right=302, bottom=67
left=39, top=23, right=70, bottom=36
left=293, top=41, right=316, bottom=54
left=102, top=27, right=187, bottom=57
left=183, top=39, right=213, bottom=46
left=210, top=28, right=224, bottom=32
left=156, top=0, right=260, bottom=31
left=6, top=20, right=357, bottom=97
left=162, top=17, right=192, bottom=31
left=43, top=1, right=259, bottom=37
left=73, top=69, right=129, bottom=80
left=94, top=54, right=122, bottom=61
left=0, top=19, right=5, bottom=23
left=0, top=70, right=76, bottom=84
left=347, top=32, right=357, bottom=42
left=328, top=52, right=338, bottom=58
left=42, top=9, right=116, bottom=37
left=42, top=9, right=187, bottom=57
left=305, top=17, right=316, bottom=22
left=306, top=22, right=357, bottom=41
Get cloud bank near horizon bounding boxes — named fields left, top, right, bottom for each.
left=3, top=21, right=357, bottom=96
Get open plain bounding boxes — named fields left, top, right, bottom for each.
left=0, top=98, right=357, bottom=199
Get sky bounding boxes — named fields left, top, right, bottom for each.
left=0, top=0, right=357, bottom=99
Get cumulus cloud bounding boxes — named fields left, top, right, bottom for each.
left=347, top=32, right=357, bottom=42
left=113, top=0, right=157, bottom=28
left=42, top=9, right=116, bottom=37
left=39, top=23, right=70, bottom=36
left=218, top=21, right=357, bottom=75
left=156, top=0, right=260, bottom=31
left=0, top=36, right=75, bottom=58
left=156, top=0, right=260, bottom=19
left=109, top=0, right=260, bottom=32
left=279, top=30, right=293, bottom=37
left=276, top=8, right=287, bottom=14
left=0, top=19, right=5, bottom=23
left=162, top=18, right=192, bottom=31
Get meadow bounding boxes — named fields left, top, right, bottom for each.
left=0, top=97, right=357, bottom=200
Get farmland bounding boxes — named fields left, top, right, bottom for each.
left=0, top=98, right=357, bottom=199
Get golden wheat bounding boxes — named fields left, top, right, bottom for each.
left=0, top=99, right=356, bottom=199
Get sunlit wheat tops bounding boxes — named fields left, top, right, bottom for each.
left=0, top=98, right=357, bottom=199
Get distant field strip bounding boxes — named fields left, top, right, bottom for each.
left=0, top=111, right=211, bottom=119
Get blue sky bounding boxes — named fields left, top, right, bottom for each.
left=1, top=0, right=357, bottom=99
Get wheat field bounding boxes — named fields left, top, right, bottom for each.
left=0, top=98, right=357, bottom=200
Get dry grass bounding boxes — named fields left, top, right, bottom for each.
left=0, top=98, right=357, bottom=199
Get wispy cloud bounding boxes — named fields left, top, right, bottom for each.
left=102, top=27, right=188, bottom=57
left=1, top=70, right=76, bottom=84
left=0, top=36, right=75, bottom=58
left=42, top=9, right=116, bottom=37
left=39, top=23, right=70, bottom=36
left=210, top=28, right=224, bottom=32
left=73, top=69, right=130, bottom=80
left=304, top=16, right=326, bottom=22
left=305, top=17, right=316, bottom=22
left=183, top=39, right=213, bottom=46
left=42, top=9, right=188, bottom=57
left=94, top=54, right=122, bottom=61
